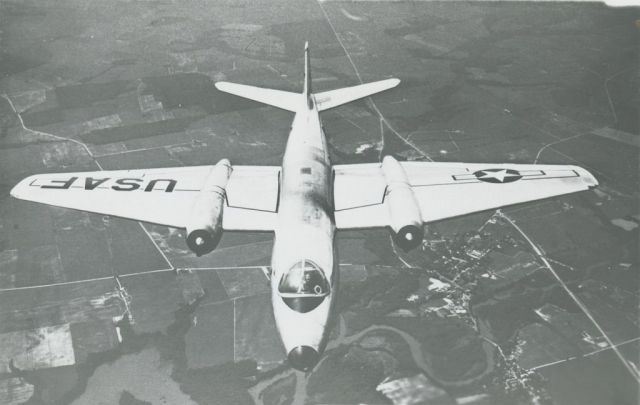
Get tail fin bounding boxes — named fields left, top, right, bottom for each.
left=303, top=41, right=312, bottom=108
left=303, top=41, right=311, bottom=99
left=215, top=41, right=400, bottom=113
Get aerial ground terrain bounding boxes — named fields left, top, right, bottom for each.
left=0, top=1, right=638, bottom=404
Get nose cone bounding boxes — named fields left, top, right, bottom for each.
left=288, top=346, right=319, bottom=371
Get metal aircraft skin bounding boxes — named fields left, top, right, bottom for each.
left=11, top=42, right=599, bottom=371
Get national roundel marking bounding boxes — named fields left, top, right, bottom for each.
left=473, top=168, right=523, bottom=184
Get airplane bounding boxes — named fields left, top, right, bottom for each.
left=10, top=42, right=599, bottom=372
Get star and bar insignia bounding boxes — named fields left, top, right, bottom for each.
left=472, top=168, right=523, bottom=183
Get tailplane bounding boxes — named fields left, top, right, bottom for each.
left=313, top=78, right=400, bottom=112
left=214, top=82, right=299, bottom=112
left=215, top=41, right=400, bottom=112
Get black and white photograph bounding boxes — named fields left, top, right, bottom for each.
left=0, top=0, right=638, bottom=404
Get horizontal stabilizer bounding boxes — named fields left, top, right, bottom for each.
left=215, top=82, right=300, bottom=112
left=314, top=78, right=400, bottom=112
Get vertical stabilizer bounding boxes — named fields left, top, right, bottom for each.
left=303, top=41, right=312, bottom=107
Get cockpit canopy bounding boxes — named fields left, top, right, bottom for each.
left=278, top=259, right=330, bottom=313
left=278, top=259, right=330, bottom=297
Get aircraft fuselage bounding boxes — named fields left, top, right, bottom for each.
left=270, top=96, right=336, bottom=371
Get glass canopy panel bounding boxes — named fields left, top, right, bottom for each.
left=278, top=259, right=330, bottom=297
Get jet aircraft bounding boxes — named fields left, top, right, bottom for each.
left=11, top=42, right=599, bottom=371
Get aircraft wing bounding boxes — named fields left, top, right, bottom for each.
left=10, top=165, right=280, bottom=231
left=333, top=161, right=598, bottom=229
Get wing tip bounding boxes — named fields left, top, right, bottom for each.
left=378, top=78, right=400, bottom=90
left=214, top=81, right=229, bottom=91
left=9, top=176, right=34, bottom=200
left=571, top=165, right=599, bottom=188
left=9, top=186, right=19, bottom=199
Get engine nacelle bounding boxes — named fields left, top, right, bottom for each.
left=185, top=159, right=232, bottom=256
left=382, top=156, right=424, bottom=251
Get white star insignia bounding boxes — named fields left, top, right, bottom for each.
left=478, top=169, right=518, bottom=183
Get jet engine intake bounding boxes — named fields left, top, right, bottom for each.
left=185, top=159, right=232, bottom=256
left=382, top=156, right=424, bottom=251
